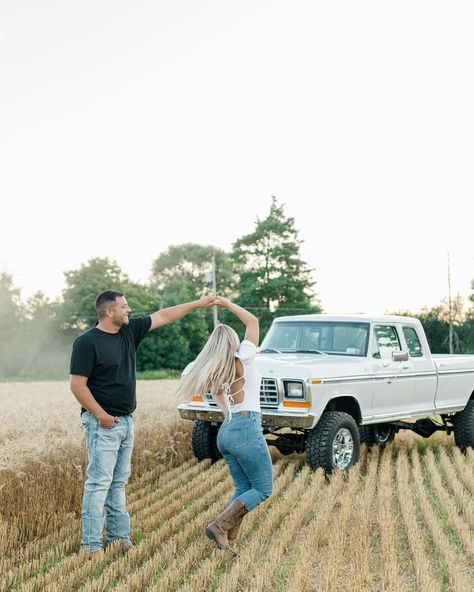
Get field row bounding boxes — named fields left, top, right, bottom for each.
left=2, top=438, right=473, bottom=591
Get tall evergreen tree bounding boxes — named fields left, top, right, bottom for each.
left=231, top=197, right=321, bottom=334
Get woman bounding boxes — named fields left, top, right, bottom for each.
left=176, top=296, right=273, bottom=552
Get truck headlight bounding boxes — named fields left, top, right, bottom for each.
left=284, top=381, right=305, bottom=399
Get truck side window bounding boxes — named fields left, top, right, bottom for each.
left=373, top=325, right=401, bottom=360
left=403, top=326, right=423, bottom=357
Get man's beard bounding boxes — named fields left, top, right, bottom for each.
left=113, top=315, right=129, bottom=328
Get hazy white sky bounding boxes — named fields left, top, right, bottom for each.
left=1, top=1, right=473, bottom=314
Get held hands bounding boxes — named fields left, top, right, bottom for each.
left=215, top=295, right=231, bottom=308
left=196, top=294, right=232, bottom=308
left=197, top=294, right=218, bottom=308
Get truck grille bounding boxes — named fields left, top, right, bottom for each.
left=260, top=378, right=279, bottom=407
left=204, top=393, right=217, bottom=406
left=202, top=378, right=279, bottom=408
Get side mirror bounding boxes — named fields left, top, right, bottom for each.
left=392, top=351, right=409, bottom=362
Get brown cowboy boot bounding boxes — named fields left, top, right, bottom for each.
left=205, top=500, right=248, bottom=550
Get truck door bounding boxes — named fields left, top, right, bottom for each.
left=370, top=324, right=416, bottom=419
left=401, top=325, right=437, bottom=413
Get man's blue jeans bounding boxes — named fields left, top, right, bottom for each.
left=81, top=412, right=134, bottom=551
left=217, top=411, right=273, bottom=511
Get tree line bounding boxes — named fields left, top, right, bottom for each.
left=1, top=197, right=473, bottom=380
left=0, top=199, right=320, bottom=379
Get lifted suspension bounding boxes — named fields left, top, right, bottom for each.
left=391, top=416, right=452, bottom=438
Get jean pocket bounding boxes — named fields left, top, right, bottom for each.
left=229, top=422, right=250, bottom=449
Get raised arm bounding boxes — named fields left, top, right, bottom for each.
left=149, top=294, right=216, bottom=330
left=215, top=297, right=259, bottom=346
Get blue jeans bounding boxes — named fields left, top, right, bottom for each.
left=217, top=411, right=273, bottom=511
left=81, top=412, right=134, bottom=551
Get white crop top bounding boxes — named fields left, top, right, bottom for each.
left=223, top=340, right=261, bottom=414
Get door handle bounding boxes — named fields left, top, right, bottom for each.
left=402, top=365, right=410, bottom=369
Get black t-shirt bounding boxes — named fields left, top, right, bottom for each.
left=70, top=316, right=152, bottom=416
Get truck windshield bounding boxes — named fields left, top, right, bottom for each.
left=260, top=321, right=370, bottom=356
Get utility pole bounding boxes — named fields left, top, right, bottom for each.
left=205, top=255, right=218, bottom=327
left=448, top=252, right=453, bottom=354
left=212, top=254, right=218, bottom=327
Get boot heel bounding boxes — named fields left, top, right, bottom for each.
left=205, top=526, right=226, bottom=549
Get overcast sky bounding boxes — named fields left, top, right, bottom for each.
left=1, top=1, right=473, bottom=315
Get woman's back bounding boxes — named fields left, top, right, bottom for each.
left=221, top=340, right=260, bottom=413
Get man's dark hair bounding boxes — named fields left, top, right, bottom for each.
left=95, top=290, right=124, bottom=319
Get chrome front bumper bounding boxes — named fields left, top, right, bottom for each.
left=177, top=404, right=316, bottom=429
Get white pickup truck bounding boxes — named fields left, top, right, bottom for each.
left=177, top=314, right=474, bottom=472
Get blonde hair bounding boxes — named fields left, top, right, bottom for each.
left=175, top=324, right=240, bottom=401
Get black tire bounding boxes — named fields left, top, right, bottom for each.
left=359, top=425, right=376, bottom=447
left=306, top=411, right=360, bottom=474
left=191, top=421, right=222, bottom=462
left=373, top=424, right=396, bottom=446
left=453, top=399, right=474, bottom=451
left=359, top=424, right=396, bottom=447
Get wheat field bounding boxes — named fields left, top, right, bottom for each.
left=1, top=381, right=473, bottom=592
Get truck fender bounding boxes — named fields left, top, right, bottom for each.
left=322, top=395, right=362, bottom=425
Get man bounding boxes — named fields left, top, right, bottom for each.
left=70, top=290, right=216, bottom=554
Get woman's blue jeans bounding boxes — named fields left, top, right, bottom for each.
left=81, top=412, right=134, bottom=552
left=217, top=411, right=273, bottom=511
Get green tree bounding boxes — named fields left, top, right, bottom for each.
left=24, top=291, right=59, bottom=320
left=0, top=273, right=24, bottom=378
left=61, top=258, right=136, bottom=329
left=0, top=279, right=66, bottom=379
left=231, top=197, right=321, bottom=335
left=59, top=256, right=207, bottom=372
left=393, top=297, right=465, bottom=354
left=151, top=243, right=235, bottom=368
left=393, top=307, right=450, bottom=353
left=16, top=291, right=72, bottom=379
left=461, top=317, right=474, bottom=354
left=0, top=272, right=23, bottom=320
left=151, top=244, right=235, bottom=302
left=469, top=278, right=474, bottom=310
left=150, top=244, right=234, bottom=366
left=461, top=281, right=474, bottom=353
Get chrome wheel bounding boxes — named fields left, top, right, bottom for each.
left=332, top=428, right=354, bottom=469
